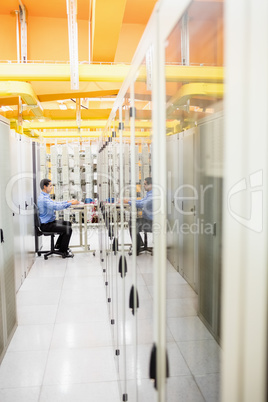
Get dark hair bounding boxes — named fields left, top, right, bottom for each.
left=144, top=177, right=152, bottom=185
left=40, top=178, right=51, bottom=190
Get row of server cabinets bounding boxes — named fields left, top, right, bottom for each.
left=167, top=111, right=223, bottom=341
left=0, top=116, right=39, bottom=362
left=96, top=112, right=223, bottom=400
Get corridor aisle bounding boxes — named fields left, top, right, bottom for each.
left=0, top=231, right=120, bottom=402
left=0, top=228, right=220, bottom=401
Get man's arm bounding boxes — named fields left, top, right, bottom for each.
left=68, top=200, right=79, bottom=205
left=123, top=197, right=145, bottom=208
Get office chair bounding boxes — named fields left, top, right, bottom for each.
left=33, top=203, right=67, bottom=260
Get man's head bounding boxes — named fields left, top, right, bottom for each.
left=144, top=177, right=152, bottom=192
left=40, top=178, right=53, bottom=194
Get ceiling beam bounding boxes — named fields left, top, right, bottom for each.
left=39, top=130, right=151, bottom=139
left=91, top=0, right=127, bottom=62
left=22, top=119, right=177, bottom=130
left=0, top=64, right=130, bottom=82
left=0, top=63, right=223, bottom=83
left=38, top=89, right=119, bottom=102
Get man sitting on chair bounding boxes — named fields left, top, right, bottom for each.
left=37, top=178, right=79, bottom=258
left=124, top=177, right=153, bottom=255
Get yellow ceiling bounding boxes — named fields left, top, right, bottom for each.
left=0, top=0, right=224, bottom=139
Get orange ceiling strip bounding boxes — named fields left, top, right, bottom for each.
left=43, top=109, right=111, bottom=120
left=91, top=0, right=127, bottom=62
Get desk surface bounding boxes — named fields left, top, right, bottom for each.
left=70, top=203, right=96, bottom=209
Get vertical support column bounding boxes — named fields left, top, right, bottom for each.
left=152, top=7, right=167, bottom=402
left=119, top=106, right=127, bottom=400
left=181, top=11, right=189, bottom=66
left=66, top=0, right=79, bottom=90
left=15, top=10, right=20, bottom=63
left=222, top=0, right=268, bottom=401
left=19, top=3, right=27, bottom=63
left=130, top=82, right=137, bottom=400
left=76, top=98, right=81, bottom=129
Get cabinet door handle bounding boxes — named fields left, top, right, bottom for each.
left=149, top=343, right=169, bottom=389
left=0, top=229, right=4, bottom=243
left=129, top=285, right=139, bottom=315
left=213, top=222, right=217, bottom=236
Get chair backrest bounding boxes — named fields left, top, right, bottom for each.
left=33, top=202, right=43, bottom=236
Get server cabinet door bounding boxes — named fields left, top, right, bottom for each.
left=197, top=113, right=223, bottom=340
left=20, top=137, right=35, bottom=276
left=166, top=135, right=179, bottom=269
left=180, top=128, right=197, bottom=291
left=32, top=141, right=42, bottom=253
left=9, top=132, right=25, bottom=291
left=0, top=118, right=17, bottom=358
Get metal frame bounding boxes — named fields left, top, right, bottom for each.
left=222, top=0, right=268, bottom=401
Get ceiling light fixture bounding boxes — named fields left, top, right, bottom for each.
left=1, top=106, right=13, bottom=112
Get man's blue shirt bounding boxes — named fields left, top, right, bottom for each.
left=128, top=190, right=153, bottom=220
left=37, top=191, right=71, bottom=224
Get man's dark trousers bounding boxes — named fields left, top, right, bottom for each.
left=40, top=220, right=72, bottom=252
left=129, top=217, right=152, bottom=254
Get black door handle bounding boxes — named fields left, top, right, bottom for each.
left=118, top=255, right=127, bottom=278
left=129, top=285, right=139, bottom=315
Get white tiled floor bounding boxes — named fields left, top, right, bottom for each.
left=0, top=230, right=220, bottom=401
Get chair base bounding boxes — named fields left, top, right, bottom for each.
left=36, top=233, right=66, bottom=260
left=137, top=245, right=153, bottom=256
left=129, top=231, right=153, bottom=256
left=44, top=250, right=66, bottom=260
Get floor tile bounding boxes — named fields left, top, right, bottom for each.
left=16, top=290, right=61, bottom=306
left=62, top=276, right=104, bottom=291
left=166, top=376, right=205, bottom=402
left=178, top=340, right=221, bottom=376
left=28, top=264, right=67, bottom=278
left=43, top=348, right=117, bottom=385
left=55, top=302, right=109, bottom=324
left=0, top=351, right=48, bottom=387
left=19, top=277, right=64, bottom=292
left=148, top=282, right=197, bottom=300
left=65, top=263, right=103, bottom=277
left=118, top=318, right=174, bottom=345
left=0, top=387, right=40, bottom=402
left=167, top=316, right=213, bottom=342
left=7, top=324, right=54, bottom=351
left=39, top=382, right=120, bottom=402
left=166, top=298, right=198, bottom=318
left=50, top=322, right=113, bottom=349
left=195, top=373, right=220, bottom=402
left=143, top=271, right=186, bottom=287
left=60, top=287, right=106, bottom=304
left=17, top=305, right=58, bottom=325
